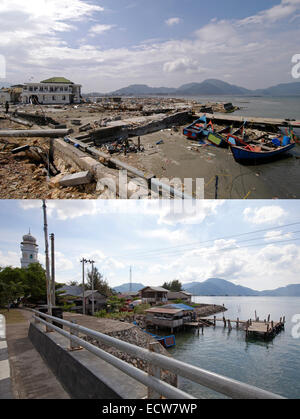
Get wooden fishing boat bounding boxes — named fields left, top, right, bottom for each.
left=183, top=116, right=213, bottom=140
left=207, top=122, right=245, bottom=147
left=226, top=134, right=295, bottom=163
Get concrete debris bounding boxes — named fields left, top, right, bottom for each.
left=0, top=129, right=71, bottom=138
left=59, top=171, right=93, bottom=187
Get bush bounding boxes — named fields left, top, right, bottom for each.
left=134, top=303, right=150, bottom=314
left=95, top=309, right=107, bottom=318
left=173, top=299, right=184, bottom=304
left=61, top=302, right=75, bottom=312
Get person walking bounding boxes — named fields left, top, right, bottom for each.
left=5, top=101, right=9, bottom=114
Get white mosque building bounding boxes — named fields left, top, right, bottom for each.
left=20, top=231, right=39, bottom=268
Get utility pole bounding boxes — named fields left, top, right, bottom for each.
left=42, top=200, right=52, bottom=316
left=50, top=233, right=56, bottom=307
left=89, top=260, right=95, bottom=316
left=129, top=266, right=132, bottom=292
left=80, top=258, right=88, bottom=315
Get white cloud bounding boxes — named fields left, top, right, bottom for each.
left=264, top=230, right=293, bottom=241
left=165, top=17, right=180, bottom=26
left=0, top=251, right=20, bottom=267
left=89, top=24, right=115, bottom=36
left=237, top=0, right=300, bottom=26
left=1, top=1, right=300, bottom=90
left=137, top=228, right=190, bottom=243
left=243, top=206, right=287, bottom=224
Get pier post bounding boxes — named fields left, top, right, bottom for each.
left=214, top=316, right=216, bottom=327
left=268, top=314, right=270, bottom=323
left=237, top=318, right=239, bottom=329
left=223, top=316, right=226, bottom=328
left=148, top=342, right=163, bottom=399
left=228, top=320, right=232, bottom=331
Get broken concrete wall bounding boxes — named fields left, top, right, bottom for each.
left=14, top=111, right=60, bottom=126
left=90, top=126, right=128, bottom=146
left=128, top=111, right=192, bottom=137
left=52, top=138, right=106, bottom=177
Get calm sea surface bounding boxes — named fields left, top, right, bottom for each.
left=168, top=296, right=300, bottom=399
left=185, top=95, right=300, bottom=120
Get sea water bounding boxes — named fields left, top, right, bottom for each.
left=169, top=296, right=300, bottom=399
left=188, top=95, right=300, bottom=120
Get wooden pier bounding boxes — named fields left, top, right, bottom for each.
left=196, top=112, right=300, bottom=131
left=198, top=315, right=286, bottom=340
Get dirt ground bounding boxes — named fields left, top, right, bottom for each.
left=118, top=128, right=300, bottom=199
left=1, top=102, right=299, bottom=199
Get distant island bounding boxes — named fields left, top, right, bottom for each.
left=114, top=278, right=300, bottom=297
left=83, top=79, right=300, bottom=97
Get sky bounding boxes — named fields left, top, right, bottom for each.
left=0, top=0, right=299, bottom=91
left=0, top=199, right=300, bottom=292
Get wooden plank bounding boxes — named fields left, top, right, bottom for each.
left=196, top=112, right=300, bottom=129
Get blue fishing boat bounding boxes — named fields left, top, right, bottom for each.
left=227, top=134, right=295, bottom=163
left=183, top=116, right=213, bottom=140
left=133, top=321, right=176, bottom=348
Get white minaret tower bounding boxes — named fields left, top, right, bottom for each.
left=21, top=230, right=39, bottom=268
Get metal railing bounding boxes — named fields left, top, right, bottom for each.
left=31, top=309, right=285, bottom=400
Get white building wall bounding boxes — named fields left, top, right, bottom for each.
left=22, top=82, right=81, bottom=105
left=20, top=242, right=39, bottom=268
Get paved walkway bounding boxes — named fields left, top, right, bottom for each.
left=5, top=309, right=70, bottom=399
left=0, top=314, right=13, bottom=399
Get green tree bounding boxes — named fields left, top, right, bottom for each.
left=86, top=267, right=113, bottom=297
left=0, top=267, right=25, bottom=309
left=67, top=280, right=80, bottom=287
left=162, top=280, right=183, bottom=292
left=22, top=263, right=47, bottom=304
left=106, top=296, right=125, bottom=313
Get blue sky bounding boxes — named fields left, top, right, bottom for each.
left=1, top=199, right=300, bottom=291
left=0, top=0, right=299, bottom=91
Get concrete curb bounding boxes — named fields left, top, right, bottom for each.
left=29, top=322, right=147, bottom=399
left=0, top=315, right=13, bottom=399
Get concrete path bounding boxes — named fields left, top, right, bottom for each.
left=5, top=309, right=70, bottom=399
left=0, top=314, right=13, bottom=399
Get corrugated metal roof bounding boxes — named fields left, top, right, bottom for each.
left=141, top=286, right=169, bottom=292
left=145, top=308, right=183, bottom=314
left=162, top=304, right=195, bottom=311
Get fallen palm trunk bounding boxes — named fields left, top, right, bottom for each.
left=0, top=129, right=71, bottom=138
left=6, top=116, right=33, bottom=127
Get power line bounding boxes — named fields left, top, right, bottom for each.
left=123, top=236, right=300, bottom=262
left=115, top=221, right=300, bottom=260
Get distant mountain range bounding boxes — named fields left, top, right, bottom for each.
left=113, top=283, right=145, bottom=293
left=183, top=278, right=300, bottom=297
left=83, top=79, right=300, bottom=97
left=113, top=278, right=300, bottom=296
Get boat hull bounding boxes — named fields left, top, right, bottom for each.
left=230, top=143, right=295, bottom=164
left=207, top=132, right=228, bottom=148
